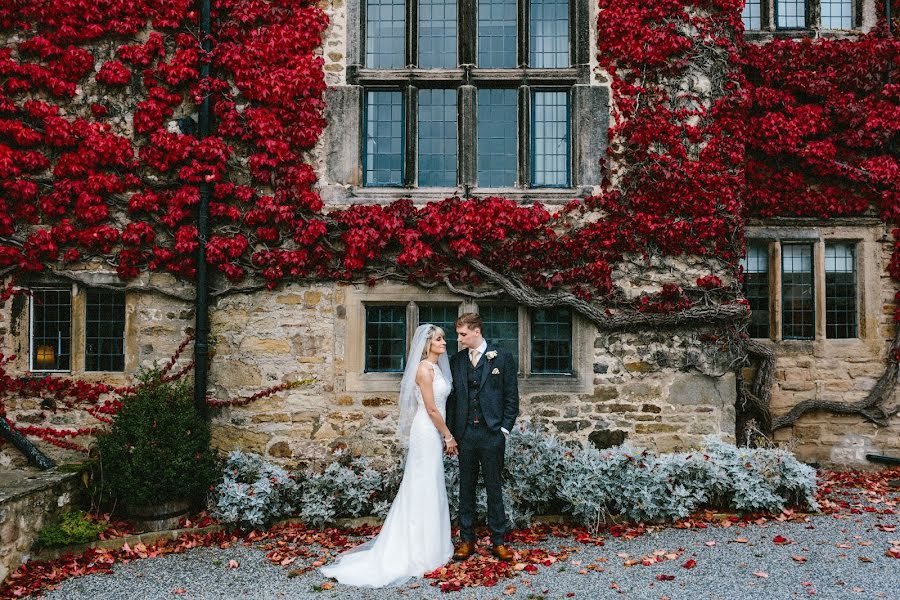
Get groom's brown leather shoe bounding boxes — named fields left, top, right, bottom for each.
left=453, top=541, right=474, bottom=561
left=492, top=544, right=514, bottom=562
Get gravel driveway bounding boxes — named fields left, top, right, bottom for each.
left=37, top=488, right=899, bottom=600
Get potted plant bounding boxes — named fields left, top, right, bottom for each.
left=94, top=370, right=216, bottom=531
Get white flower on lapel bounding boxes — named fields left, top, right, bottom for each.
left=491, top=367, right=500, bottom=375
left=485, top=350, right=498, bottom=360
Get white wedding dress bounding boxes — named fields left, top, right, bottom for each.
left=320, top=360, right=453, bottom=587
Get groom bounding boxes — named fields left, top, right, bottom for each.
left=446, top=312, right=519, bottom=562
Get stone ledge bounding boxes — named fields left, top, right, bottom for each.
left=0, top=471, right=77, bottom=505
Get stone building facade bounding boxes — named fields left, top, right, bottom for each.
left=1, top=0, right=896, bottom=470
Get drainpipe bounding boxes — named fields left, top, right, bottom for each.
left=193, top=0, right=211, bottom=418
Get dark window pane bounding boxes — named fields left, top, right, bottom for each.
left=742, top=0, right=762, bottom=30
left=367, top=0, right=405, bottom=68
left=418, top=304, right=460, bottom=356
left=820, top=0, right=852, bottom=29
left=782, top=244, right=814, bottom=340
left=776, top=0, right=806, bottom=28
left=741, top=241, right=770, bottom=339
left=530, top=0, right=569, bottom=67
left=418, top=89, right=458, bottom=187
left=419, top=0, right=457, bottom=68
left=531, top=308, right=572, bottom=374
left=477, top=88, right=517, bottom=187
left=365, top=305, right=407, bottom=372
left=85, top=290, right=126, bottom=371
left=478, top=0, right=516, bottom=67
left=825, top=243, right=857, bottom=339
left=481, top=305, right=518, bottom=364
left=365, top=91, right=404, bottom=186
left=31, top=289, right=71, bottom=371
left=532, top=90, right=569, bottom=187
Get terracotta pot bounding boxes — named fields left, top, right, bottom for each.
left=127, top=499, right=190, bottom=532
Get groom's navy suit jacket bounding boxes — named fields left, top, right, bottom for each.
left=446, top=344, right=519, bottom=441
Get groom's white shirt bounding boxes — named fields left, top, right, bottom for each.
left=469, top=339, right=509, bottom=438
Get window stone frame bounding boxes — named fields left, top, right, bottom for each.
left=743, top=0, right=863, bottom=35
left=744, top=220, right=881, bottom=347
left=15, top=273, right=135, bottom=378
left=343, top=282, right=594, bottom=393
left=321, top=0, right=608, bottom=205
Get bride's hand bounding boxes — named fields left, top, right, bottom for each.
left=443, top=436, right=458, bottom=455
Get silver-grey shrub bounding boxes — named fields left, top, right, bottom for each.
left=214, top=451, right=300, bottom=530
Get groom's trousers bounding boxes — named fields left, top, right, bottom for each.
left=457, top=422, right=508, bottom=546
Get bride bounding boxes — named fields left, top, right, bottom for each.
left=320, top=324, right=457, bottom=587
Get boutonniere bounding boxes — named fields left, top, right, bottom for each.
left=485, top=350, right=498, bottom=360
left=491, top=367, right=500, bottom=375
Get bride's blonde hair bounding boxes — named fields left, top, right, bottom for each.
left=420, top=325, right=445, bottom=359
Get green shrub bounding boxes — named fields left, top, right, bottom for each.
left=93, top=370, right=216, bottom=508
left=35, top=511, right=108, bottom=549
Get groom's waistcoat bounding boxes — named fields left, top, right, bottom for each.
left=465, top=357, right=486, bottom=425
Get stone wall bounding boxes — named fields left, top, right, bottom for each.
left=0, top=471, right=79, bottom=583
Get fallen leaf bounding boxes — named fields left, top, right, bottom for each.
left=682, top=559, right=697, bottom=569
left=792, top=555, right=808, bottom=563
left=228, top=559, right=240, bottom=569
left=734, top=537, right=749, bottom=543
left=656, top=574, right=675, bottom=581
left=320, top=582, right=334, bottom=590
left=172, top=589, right=187, bottom=595
left=503, top=584, right=516, bottom=595
left=705, top=541, right=716, bottom=547
left=752, top=571, right=769, bottom=578
left=858, top=556, right=873, bottom=563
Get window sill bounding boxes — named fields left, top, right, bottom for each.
left=344, top=186, right=593, bottom=205
left=743, top=29, right=863, bottom=43
left=347, top=371, right=592, bottom=395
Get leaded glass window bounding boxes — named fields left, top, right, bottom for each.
left=365, top=305, right=407, bottom=372
left=820, top=0, right=852, bottom=29
left=532, top=90, right=570, bottom=187
left=365, top=91, right=404, bottom=186
left=742, top=0, right=763, bottom=30
left=85, top=290, right=125, bottom=372
left=418, top=304, right=460, bottom=355
left=530, top=0, right=569, bottom=67
left=481, top=305, right=519, bottom=363
left=531, top=308, right=572, bottom=374
left=478, top=0, right=517, bottom=68
left=366, top=0, right=405, bottom=68
left=419, top=0, right=458, bottom=68
left=825, top=243, right=857, bottom=339
left=477, top=88, right=518, bottom=187
left=30, top=289, right=71, bottom=371
left=782, top=243, right=814, bottom=339
left=776, top=0, right=807, bottom=29
left=741, top=242, right=770, bottom=339
left=418, top=89, right=458, bottom=187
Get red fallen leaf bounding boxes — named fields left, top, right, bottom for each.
left=792, top=555, right=808, bottom=563
left=682, top=559, right=697, bottom=569
left=656, top=574, right=675, bottom=581
left=524, top=564, right=538, bottom=573
left=566, top=593, right=575, bottom=598
left=801, top=581, right=814, bottom=587
left=773, top=535, right=792, bottom=545
left=172, top=588, right=187, bottom=595
left=752, top=571, right=769, bottom=578
left=876, top=525, right=896, bottom=532
left=885, top=547, right=900, bottom=559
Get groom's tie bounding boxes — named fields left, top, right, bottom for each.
left=469, top=349, right=480, bottom=367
